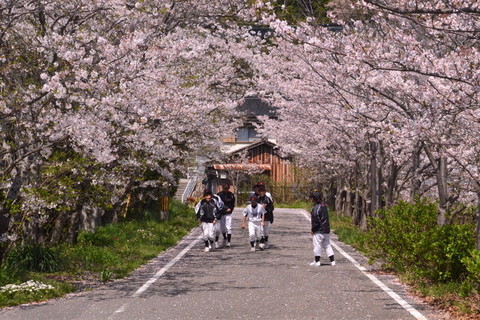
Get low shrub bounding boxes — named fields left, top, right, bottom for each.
left=420, top=225, right=474, bottom=281
left=3, top=243, right=63, bottom=276
left=462, top=250, right=480, bottom=291
left=366, top=199, right=476, bottom=282
left=0, top=269, right=14, bottom=287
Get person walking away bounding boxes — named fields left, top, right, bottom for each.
left=217, top=184, right=235, bottom=247
left=257, top=187, right=274, bottom=249
left=195, top=191, right=218, bottom=252
left=309, top=191, right=335, bottom=266
left=241, top=195, right=266, bottom=252
left=212, top=193, right=225, bottom=248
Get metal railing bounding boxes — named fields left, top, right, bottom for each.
left=181, top=174, right=199, bottom=203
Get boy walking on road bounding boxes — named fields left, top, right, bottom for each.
left=241, top=195, right=266, bottom=252
left=212, top=193, right=225, bottom=249
left=257, top=187, right=274, bottom=249
left=196, top=191, right=218, bottom=252
left=217, top=184, right=235, bottom=247
left=310, top=191, right=335, bottom=266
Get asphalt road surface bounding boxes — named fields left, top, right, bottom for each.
left=0, top=208, right=441, bottom=320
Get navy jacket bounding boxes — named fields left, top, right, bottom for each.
left=257, top=195, right=274, bottom=223
left=196, top=199, right=218, bottom=223
left=311, top=203, right=330, bottom=234
left=217, top=191, right=235, bottom=213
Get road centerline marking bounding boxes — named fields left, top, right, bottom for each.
left=300, top=210, right=428, bottom=320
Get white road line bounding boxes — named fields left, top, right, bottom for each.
left=300, top=211, right=428, bottom=320
left=113, top=232, right=203, bottom=315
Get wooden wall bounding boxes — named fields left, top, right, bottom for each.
left=245, top=143, right=295, bottom=184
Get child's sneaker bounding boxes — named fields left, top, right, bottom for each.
left=259, top=243, right=265, bottom=250
left=226, top=242, right=231, bottom=247
left=250, top=247, right=256, bottom=252
left=331, top=261, right=336, bottom=266
left=310, top=261, right=320, bottom=267
left=204, top=247, right=210, bottom=252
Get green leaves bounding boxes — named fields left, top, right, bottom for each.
left=3, top=244, right=63, bottom=276
left=461, top=250, right=480, bottom=291
left=366, top=199, right=475, bottom=282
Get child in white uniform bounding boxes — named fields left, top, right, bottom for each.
left=241, top=195, right=266, bottom=252
left=195, top=191, right=218, bottom=252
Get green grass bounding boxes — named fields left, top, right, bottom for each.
left=0, top=199, right=196, bottom=308
left=275, top=200, right=311, bottom=210
left=329, top=213, right=368, bottom=251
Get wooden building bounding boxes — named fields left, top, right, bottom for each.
left=204, top=97, right=296, bottom=193
left=225, top=140, right=295, bottom=184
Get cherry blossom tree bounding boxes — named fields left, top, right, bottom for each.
left=0, top=0, right=258, bottom=260
left=248, top=0, right=479, bottom=235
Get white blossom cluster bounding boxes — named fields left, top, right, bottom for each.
left=0, top=281, right=55, bottom=294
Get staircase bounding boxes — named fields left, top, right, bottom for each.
left=174, top=178, right=189, bottom=202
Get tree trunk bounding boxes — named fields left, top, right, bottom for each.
left=67, top=206, right=83, bottom=244
left=335, top=179, right=343, bottom=214
left=424, top=145, right=448, bottom=226
left=411, top=142, right=422, bottom=199
left=353, top=189, right=361, bottom=226
left=321, top=186, right=328, bottom=206
left=436, top=156, right=448, bottom=225
left=476, top=192, right=480, bottom=251
left=360, top=196, right=368, bottom=231
left=50, top=211, right=68, bottom=244
left=0, top=213, right=9, bottom=265
left=327, top=180, right=336, bottom=209
left=370, top=141, right=379, bottom=215
left=378, top=141, right=385, bottom=209
left=386, top=162, right=399, bottom=207
left=344, top=187, right=352, bottom=217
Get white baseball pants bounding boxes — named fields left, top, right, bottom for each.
left=262, top=221, right=271, bottom=237
left=313, top=232, right=334, bottom=257
left=248, top=221, right=262, bottom=242
left=221, top=214, right=232, bottom=234
left=202, top=222, right=215, bottom=242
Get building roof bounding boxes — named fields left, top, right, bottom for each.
left=221, top=139, right=278, bottom=155
left=236, top=96, right=278, bottom=119
left=213, top=163, right=272, bottom=170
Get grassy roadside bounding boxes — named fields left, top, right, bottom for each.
left=329, top=213, right=479, bottom=319
left=0, top=200, right=196, bottom=308
left=275, top=200, right=311, bottom=210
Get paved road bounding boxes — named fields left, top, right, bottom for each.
left=0, top=208, right=440, bottom=320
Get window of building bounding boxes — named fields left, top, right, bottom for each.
left=237, top=127, right=260, bottom=142
left=237, top=127, right=249, bottom=142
